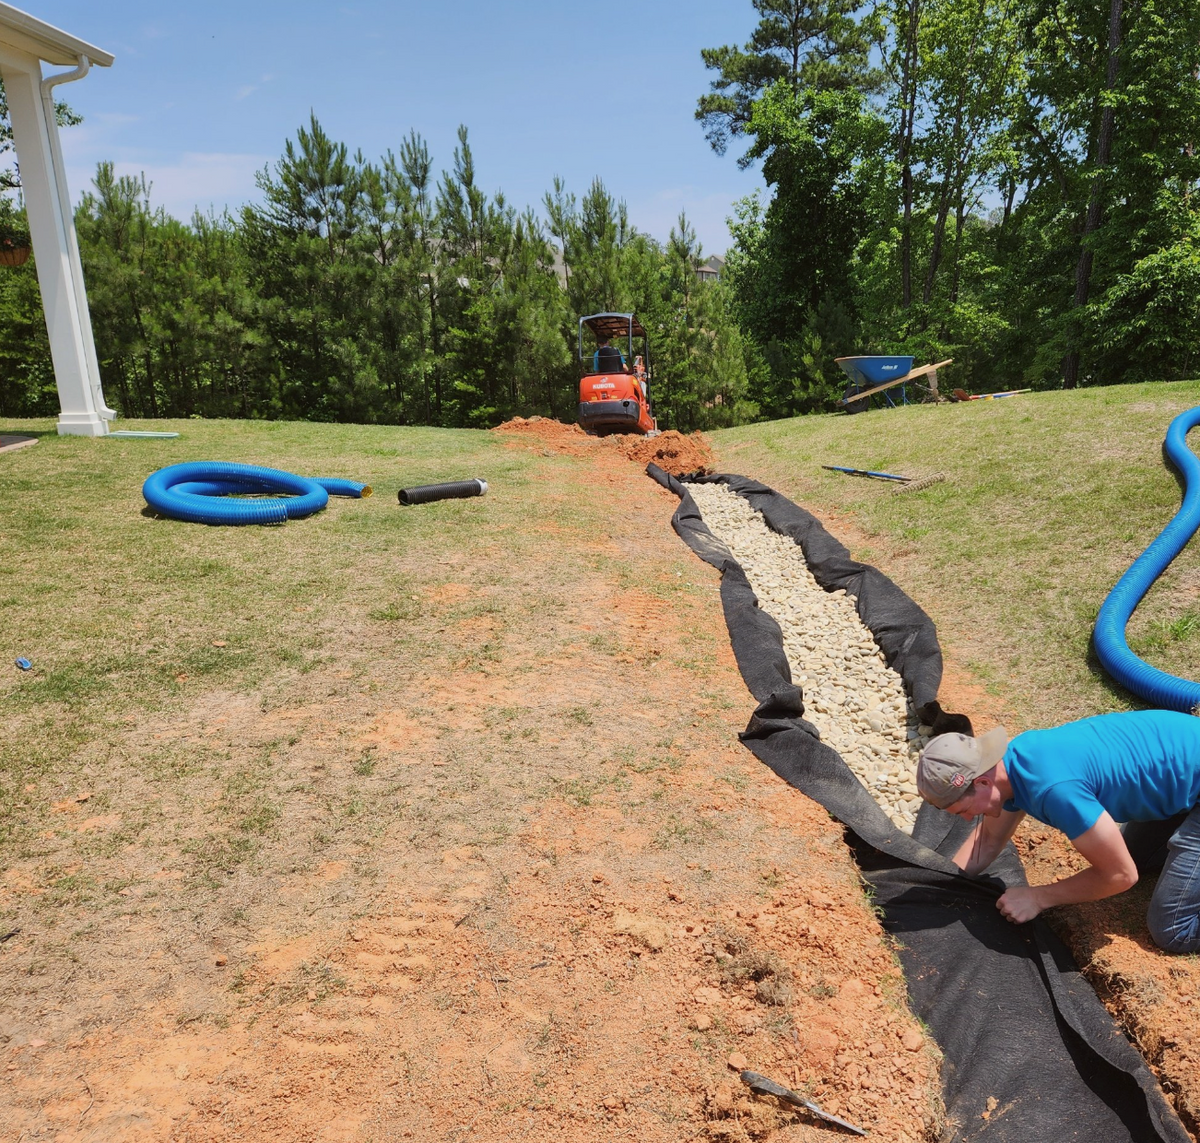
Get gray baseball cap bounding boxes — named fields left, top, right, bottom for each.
left=916, top=727, right=1009, bottom=809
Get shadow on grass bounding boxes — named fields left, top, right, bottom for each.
left=1083, top=633, right=1153, bottom=710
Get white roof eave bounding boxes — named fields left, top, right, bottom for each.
left=0, top=2, right=112, bottom=68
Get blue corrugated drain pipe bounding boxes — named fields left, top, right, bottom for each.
left=142, top=461, right=371, bottom=526
left=1094, top=405, right=1200, bottom=710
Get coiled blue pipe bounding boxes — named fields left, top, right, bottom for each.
left=142, top=461, right=371, bottom=526
left=1094, top=405, right=1200, bottom=710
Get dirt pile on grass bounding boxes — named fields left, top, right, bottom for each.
left=494, top=417, right=712, bottom=477
left=607, top=428, right=713, bottom=475
left=493, top=415, right=587, bottom=445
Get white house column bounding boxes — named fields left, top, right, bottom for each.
left=0, top=46, right=109, bottom=436
left=43, top=56, right=112, bottom=423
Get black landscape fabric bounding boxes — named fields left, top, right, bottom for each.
left=647, top=464, right=1188, bottom=1143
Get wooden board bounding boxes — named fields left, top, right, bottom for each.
left=838, top=359, right=954, bottom=406
left=951, top=387, right=1031, bottom=402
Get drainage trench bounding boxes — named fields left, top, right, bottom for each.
left=654, top=466, right=1189, bottom=1143
left=687, top=481, right=928, bottom=831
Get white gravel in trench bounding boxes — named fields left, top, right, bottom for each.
left=687, top=482, right=933, bottom=832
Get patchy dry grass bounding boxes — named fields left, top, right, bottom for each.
left=0, top=417, right=549, bottom=849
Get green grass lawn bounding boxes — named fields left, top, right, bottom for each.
left=0, top=416, right=546, bottom=854
left=709, top=381, right=1200, bottom=730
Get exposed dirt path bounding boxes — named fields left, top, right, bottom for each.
left=2, top=426, right=940, bottom=1143
left=494, top=417, right=715, bottom=476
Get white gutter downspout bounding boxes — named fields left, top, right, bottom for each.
left=41, top=51, right=89, bottom=91
left=39, top=54, right=114, bottom=420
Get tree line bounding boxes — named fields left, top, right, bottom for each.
left=710, top=0, right=1200, bottom=416
left=0, top=115, right=755, bottom=430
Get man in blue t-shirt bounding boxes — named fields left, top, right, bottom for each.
left=916, top=710, right=1200, bottom=953
left=592, top=337, right=627, bottom=374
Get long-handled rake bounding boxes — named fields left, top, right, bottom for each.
left=822, top=465, right=946, bottom=493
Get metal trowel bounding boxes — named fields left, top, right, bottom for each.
left=740, top=1070, right=867, bottom=1135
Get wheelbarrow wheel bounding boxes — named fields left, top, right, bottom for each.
left=842, top=383, right=868, bottom=413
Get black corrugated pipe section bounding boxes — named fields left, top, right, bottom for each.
left=397, top=478, right=488, bottom=506
left=647, top=463, right=1188, bottom=1143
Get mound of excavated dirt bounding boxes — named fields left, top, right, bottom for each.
left=494, top=417, right=712, bottom=477
left=605, top=429, right=714, bottom=475
left=493, top=415, right=587, bottom=442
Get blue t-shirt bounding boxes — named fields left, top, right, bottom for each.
left=1002, top=710, right=1200, bottom=839
left=592, top=346, right=626, bottom=372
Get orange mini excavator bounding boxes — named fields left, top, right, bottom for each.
left=577, top=312, right=657, bottom=436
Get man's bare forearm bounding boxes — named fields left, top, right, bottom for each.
left=952, top=811, right=1024, bottom=875
left=952, top=825, right=1006, bottom=875
left=1032, top=865, right=1137, bottom=909
left=997, top=813, right=1139, bottom=925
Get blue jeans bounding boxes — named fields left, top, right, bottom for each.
left=1123, top=807, right=1200, bottom=953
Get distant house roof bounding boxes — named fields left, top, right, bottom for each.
left=0, top=2, right=114, bottom=66
left=548, top=243, right=567, bottom=285
left=696, top=254, right=724, bottom=281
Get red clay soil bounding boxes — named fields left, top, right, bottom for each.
left=494, top=417, right=713, bottom=477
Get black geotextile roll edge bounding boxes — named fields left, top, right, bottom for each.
left=647, top=462, right=1188, bottom=1143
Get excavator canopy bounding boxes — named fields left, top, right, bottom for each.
left=580, top=313, right=647, bottom=340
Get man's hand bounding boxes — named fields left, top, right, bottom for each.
left=997, top=885, right=1043, bottom=924
left=995, top=813, right=1137, bottom=923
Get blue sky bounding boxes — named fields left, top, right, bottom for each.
left=28, top=0, right=767, bottom=256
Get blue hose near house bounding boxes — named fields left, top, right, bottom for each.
left=1094, top=405, right=1200, bottom=710
left=142, top=461, right=371, bottom=526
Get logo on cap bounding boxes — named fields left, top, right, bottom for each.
left=951, top=773, right=966, bottom=788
